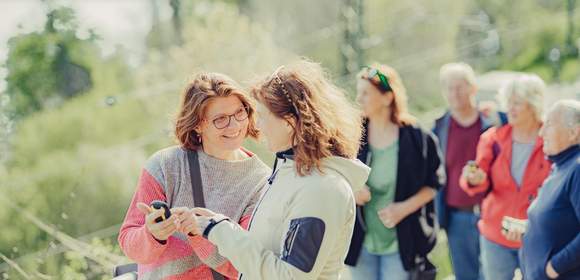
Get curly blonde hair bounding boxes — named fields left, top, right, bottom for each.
left=251, top=60, right=363, bottom=176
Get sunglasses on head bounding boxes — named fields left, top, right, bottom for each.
left=363, top=66, right=392, bottom=93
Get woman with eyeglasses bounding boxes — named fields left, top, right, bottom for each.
left=186, top=60, right=370, bottom=279
left=118, top=73, right=271, bottom=279
left=345, top=63, right=444, bottom=280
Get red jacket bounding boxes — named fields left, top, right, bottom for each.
left=460, top=125, right=551, bottom=248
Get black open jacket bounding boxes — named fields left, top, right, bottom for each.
left=345, top=120, right=445, bottom=271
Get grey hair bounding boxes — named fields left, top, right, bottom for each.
left=498, top=74, right=545, bottom=121
left=440, top=62, right=477, bottom=87
left=550, top=99, right=580, bottom=128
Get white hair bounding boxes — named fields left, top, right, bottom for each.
left=498, top=74, right=545, bottom=121
left=550, top=99, right=580, bottom=128
left=439, top=62, right=477, bottom=87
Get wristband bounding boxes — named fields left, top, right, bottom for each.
left=203, top=217, right=230, bottom=239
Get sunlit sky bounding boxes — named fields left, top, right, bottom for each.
left=0, top=0, right=172, bottom=91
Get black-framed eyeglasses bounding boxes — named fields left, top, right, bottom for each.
left=211, top=106, right=249, bottom=129
left=363, top=66, right=392, bottom=93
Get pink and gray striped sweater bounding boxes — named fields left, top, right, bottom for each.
left=118, top=146, right=270, bottom=279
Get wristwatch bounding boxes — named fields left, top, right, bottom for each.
left=203, top=217, right=231, bottom=239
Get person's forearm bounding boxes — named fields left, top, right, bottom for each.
left=185, top=214, right=252, bottom=278
left=187, top=235, right=238, bottom=278
left=119, top=225, right=168, bottom=264
left=208, top=220, right=311, bottom=280
left=402, top=186, right=436, bottom=216
left=118, top=169, right=169, bottom=264
left=551, top=233, right=580, bottom=275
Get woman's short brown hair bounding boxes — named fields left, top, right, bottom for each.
left=251, top=60, right=363, bottom=176
left=358, top=63, right=416, bottom=126
left=175, top=73, right=259, bottom=151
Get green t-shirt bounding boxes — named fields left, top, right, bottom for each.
left=363, top=140, right=399, bottom=255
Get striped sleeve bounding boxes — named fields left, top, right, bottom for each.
left=118, top=169, right=169, bottom=264
left=186, top=215, right=252, bottom=279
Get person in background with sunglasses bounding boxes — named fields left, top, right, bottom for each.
left=345, top=63, right=444, bottom=280
left=118, top=73, right=270, bottom=279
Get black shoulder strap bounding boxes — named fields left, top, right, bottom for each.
left=187, top=150, right=206, bottom=207
left=186, top=149, right=226, bottom=280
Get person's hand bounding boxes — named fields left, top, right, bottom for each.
left=502, top=228, right=524, bottom=242
left=354, top=185, right=372, bottom=206
left=171, top=207, right=201, bottom=236
left=546, top=261, right=559, bottom=279
left=137, top=202, right=180, bottom=242
left=192, top=208, right=231, bottom=238
left=378, top=202, right=411, bottom=229
left=462, top=165, right=486, bottom=186
left=192, top=207, right=217, bottom=217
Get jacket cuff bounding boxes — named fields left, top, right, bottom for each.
left=197, top=214, right=230, bottom=239
left=551, top=251, right=570, bottom=276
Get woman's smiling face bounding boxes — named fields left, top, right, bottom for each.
left=197, top=95, right=249, bottom=152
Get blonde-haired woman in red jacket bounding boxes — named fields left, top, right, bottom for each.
left=461, top=74, right=551, bottom=280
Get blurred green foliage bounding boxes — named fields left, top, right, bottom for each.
left=4, top=4, right=133, bottom=118
left=0, top=0, right=578, bottom=278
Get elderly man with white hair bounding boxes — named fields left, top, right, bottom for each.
left=460, top=74, right=552, bottom=280
left=432, top=62, right=507, bottom=280
left=521, top=100, right=580, bottom=280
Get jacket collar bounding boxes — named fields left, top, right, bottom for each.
left=275, top=148, right=294, bottom=160
left=548, top=144, right=579, bottom=166
left=436, top=111, right=495, bottom=132
left=269, top=148, right=295, bottom=184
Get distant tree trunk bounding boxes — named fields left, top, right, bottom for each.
left=566, top=0, right=578, bottom=56
left=340, top=0, right=365, bottom=76
left=238, top=0, right=251, bottom=17
left=169, top=0, right=183, bottom=46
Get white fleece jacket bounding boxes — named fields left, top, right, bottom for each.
left=206, top=155, right=370, bottom=280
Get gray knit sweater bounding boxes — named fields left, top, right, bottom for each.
left=145, top=146, right=271, bottom=221
left=119, top=145, right=271, bottom=279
